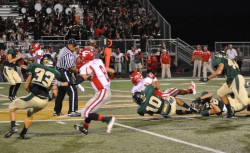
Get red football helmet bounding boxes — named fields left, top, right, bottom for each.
left=30, top=42, right=40, bottom=55
left=32, top=42, right=40, bottom=51
left=76, top=56, right=83, bottom=69
left=130, top=71, right=143, bottom=85
left=79, top=48, right=95, bottom=66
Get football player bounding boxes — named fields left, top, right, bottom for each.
left=57, top=48, right=116, bottom=135
left=4, top=54, right=61, bottom=139
left=200, top=51, right=249, bottom=118
left=3, top=45, right=24, bottom=101
left=130, top=71, right=197, bottom=116
left=191, top=91, right=249, bottom=116
left=133, top=85, right=195, bottom=117
left=29, top=42, right=45, bottom=64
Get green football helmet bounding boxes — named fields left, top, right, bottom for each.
left=132, top=92, right=145, bottom=105
left=41, top=54, right=54, bottom=67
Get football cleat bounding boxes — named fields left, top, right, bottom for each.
left=4, top=126, right=18, bottom=138
left=17, top=134, right=30, bottom=139
left=189, top=81, right=196, bottom=95
left=107, top=116, right=115, bottom=133
left=74, top=124, right=88, bottom=135
left=68, top=111, right=81, bottom=117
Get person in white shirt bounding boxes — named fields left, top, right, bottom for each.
left=125, top=45, right=138, bottom=74
left=112, top=48, right=124, bottom=79
left=226, top=44, right=237, bottom=61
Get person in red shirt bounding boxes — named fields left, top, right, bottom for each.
left=192, top=45, right=203, bottom=79
left=151, top=52, right=159, bottom=76
left=202, top=46, right=214, bottom=78
left=146, top=55, right=153, bottom=74
left=160, top=49, right=171, bottom=79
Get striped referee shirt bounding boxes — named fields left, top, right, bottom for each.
left=56, top=47, right=76, bottom=71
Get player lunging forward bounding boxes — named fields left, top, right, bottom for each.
left=4, top=54, right=61, bottom=139
left=58, top=48, right=116, bottom=135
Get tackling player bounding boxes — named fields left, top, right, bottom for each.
left=4, top=54, right=61, bottom=139
left=130, top=71, right=197, bottom=117
left=191, top=91, right=249, bottom=116
left=200, top=51, right=249, bottom=118
left=3, top=45, right=24, bottom=101
left=57, top=48, right=116, bottom=135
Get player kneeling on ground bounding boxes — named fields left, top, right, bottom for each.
left=4, top=54, right=61, bottom=139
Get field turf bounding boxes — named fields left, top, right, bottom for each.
left=1, top=78, right=250, bottom=153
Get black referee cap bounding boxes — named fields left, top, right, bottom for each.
left=67, top=38, right=78, bottom=47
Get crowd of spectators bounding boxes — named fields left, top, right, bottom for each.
left=0, top=0, right=162, bottom=46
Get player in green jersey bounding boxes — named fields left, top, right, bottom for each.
left=200, top=51, right=249, bottom=118
left=4, top=54, right=61, bottom=139
left=3, top=45, right=24, bottom=101
left=191, top=91, right=250, bottom=117
left=133, top=85, right=196, bottom=117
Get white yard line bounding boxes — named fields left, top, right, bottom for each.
left=56, top=121, right=67, bottom=124
left=115, top=123, right=225, bottom=153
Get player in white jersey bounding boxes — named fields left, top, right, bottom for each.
left=126, top=46, right=139, bottom=74
left=112, top=48, right=124, bottom=79
left=71, top=48, right=115, bottom=135
left=130, top=71, right=197, bottom=114
left=29, top=42, right=45, bottom=64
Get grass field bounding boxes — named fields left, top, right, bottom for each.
left=1, top=78, right=250, bottom=153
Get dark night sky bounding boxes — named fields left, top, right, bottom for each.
left=149, top=0, right=250, bottom=50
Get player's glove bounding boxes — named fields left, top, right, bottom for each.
left=200, top=78, right=209, bottom=82
left=147, top=72, right=155, bottom=79
left=245, top=81, right=250, bottom=88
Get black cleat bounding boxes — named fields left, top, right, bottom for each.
left=17, top=134, right=30, bottom=139
left=74, top=124, right=88, bottom=135
left=223, top=112, right=235, bottom=118
left=4, top=127, right=18, bottom=138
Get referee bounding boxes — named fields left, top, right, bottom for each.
left=54, top=38, right=80, bottom=117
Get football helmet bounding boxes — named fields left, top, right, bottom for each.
left=130, top=71, right=143, bottom=85
left=29, top=42, right=40, bottom=55
left=31, top=42, right=41, bottom=51
left=214, top=51, right=226, bottom=58
left=76, top=56, right=83, bottom=69
left=41, top=54, right=54, bottom=67
left=79, top=48, right=95, bottom=65
left=132, top=92, right=145, bottom=105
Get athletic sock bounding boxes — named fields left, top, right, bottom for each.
left=9, top=85, right=15, bottom=97
left=225, top=103, right=233, bottom=114
left=11, top=121, right=16, bottom=128
left=13, top=83, right=21, bottom=96
left=20, top=126, right=28, bottom=135
left=182, top=103, right=190, bottom=109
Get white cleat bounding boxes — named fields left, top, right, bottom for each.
left=190, top=81, right=196, bottom=95
left=107, top=116, right=115, bottom=133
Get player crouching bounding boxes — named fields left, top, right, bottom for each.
left=4, top=54, right=61, bottom=139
